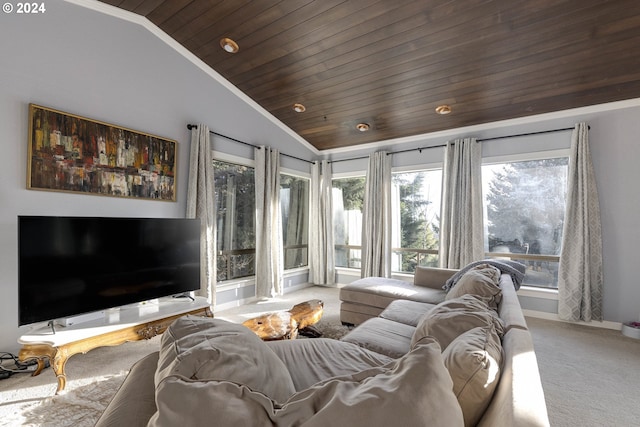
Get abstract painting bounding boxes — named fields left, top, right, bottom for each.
left=27, top=104, right=177, bottom=201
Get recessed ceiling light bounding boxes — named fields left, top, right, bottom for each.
left=435, top=105, right=452, bottom=115
left=220, top=37, right=239, bottom=53
left=293, top=103, right=306, bottom=113
left=356, top=123, right=370, bottom=132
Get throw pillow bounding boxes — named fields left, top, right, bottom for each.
left=446, top=265, right=502, bottom=310
left=148, top=336, right=465, bottom=427
left=411, top=295, right=504, bottom=351
left=155, top=316, right=296, bottom=403
left=442, top=326, right=503, bottom=427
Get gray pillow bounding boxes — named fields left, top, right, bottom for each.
left=149, top=337, right=465, bottom=427
left=411, top=295, right=504, bottom=351
left=446, top=265, right=502, bottom=310
left=442, top=326, right=503, bottom=427
left=155, top=316, right=296, bottom=403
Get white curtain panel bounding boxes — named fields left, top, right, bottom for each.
left=439, top=138, right=484, bottom=269
left=309, top=161, right=335, bottom=285
left=309, top=161, right=323, bottom=283
left=321, top=161, right=336, bottom=284
left=254, top=146, right=284, bottom=298
left=186, top=124, right=216, bottom=305
left=361, top=151, right=392, bottom=278
left=558, top=123, right=603, bottom=322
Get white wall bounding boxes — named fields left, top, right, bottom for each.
left=0, top=2, right=314, bottom=352
left=588, top=107, right=640, bottom=324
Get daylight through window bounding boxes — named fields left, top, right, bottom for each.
left=482, top=157, right=569, bottom=288
left=214, top=160, right=255, bottom=281
left=281, top=174, right=310, bottom=269
left=333, top=177, right=365, bottom=268
left=391, top=170, right=442, bottom=273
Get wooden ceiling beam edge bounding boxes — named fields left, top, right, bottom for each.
left=319, top=98, right=640, bottom=155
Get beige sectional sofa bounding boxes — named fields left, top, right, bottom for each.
left=96, top=265, right=549, bottom=427
left=340, top=266, right=548, bottom=426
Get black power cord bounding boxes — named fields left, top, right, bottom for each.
left=0, top=352, right=47, bottom=380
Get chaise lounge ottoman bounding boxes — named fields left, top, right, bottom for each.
left=339, top=266, right=458, bottom=325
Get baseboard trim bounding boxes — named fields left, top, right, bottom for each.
left=214, top=283, right=314, bottom=312
left=283, top=282, right=314, bottom=294
left=214, top=297, right=256, bottom=312
left=523, top=309, right=622, bottom=331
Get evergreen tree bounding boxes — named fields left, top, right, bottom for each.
left=393, top=173, right=439, bottom=271
left=213, top=160, right=256, bottom=280
left=332, top=177, right=365, bottom=210
left=485, top=158, right=568, bottom=255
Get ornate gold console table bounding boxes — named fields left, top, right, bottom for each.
left=18, top=297, right=212, bottom=394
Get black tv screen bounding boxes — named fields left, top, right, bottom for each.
left=18, top=216, right=201, bottom=326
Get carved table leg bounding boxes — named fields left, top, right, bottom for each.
left=32, top=358, right=48, bottom=376
left=18, top=343, right=70, bottom=393
left=51, top=347, right=69, bottom=394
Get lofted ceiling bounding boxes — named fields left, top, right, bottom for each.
left=99, top=0, right=640, bottom=151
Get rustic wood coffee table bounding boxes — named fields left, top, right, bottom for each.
left=242, top=299, right=324, bottom=340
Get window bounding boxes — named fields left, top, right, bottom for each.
left=391, top=170, right=442, bottom=273
left=333, top=171, right=442, bottom=272
left=214, top=160, right=255, bottom=281
left=482, top=157, right=569, bottom=288
left=333, top=177, right=365, bottom=268
left=281, top=174, right=309, bottom=269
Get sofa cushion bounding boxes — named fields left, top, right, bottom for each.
left=266, top=338, right=393, bottom=391
left=340, top=300, right=386, bottom=320
left=379, top=299, right=436, bottom=326
left=446, top=265, right=502, bottom=310
left=148, top=337, right=465, bottom=427
left=340, top=276, right=446, bottom=309
left=441, top=326, right=503, bottom=427
left=155, top=316, right=296, bottom=403
left=341, top=317, right=415, bottom=358
left=95, top=352, right=159, bottom=427
left=411, top=295, right=505, bottom=351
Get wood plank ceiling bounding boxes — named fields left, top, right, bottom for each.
left=99, top=0, right=640, bottom=151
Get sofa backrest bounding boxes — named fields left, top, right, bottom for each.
left=478, top=274, right=550, bottom=427
left=497, top=274, right=529, bottom=331
left=478, top=328, right=549, bottom=427
left=414, top=266, right=458, bottom=289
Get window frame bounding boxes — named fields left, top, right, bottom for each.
left=212, top=152, right=257, bottom=283
left=481, top=149, right=570, bottom=290
left=212, top=151, right=312, bottom=284
left=332, top=171, right=366, bottom=270
left=332, top=163, right=445, bottom=274
left=280, top=170, right=311, bottom=271
left=390, top=163, right=443, bottom=274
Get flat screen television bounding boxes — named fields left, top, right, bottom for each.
left=18, top=216, right=201, bottom=326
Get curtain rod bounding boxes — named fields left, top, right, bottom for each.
left=187, top=124, right=315, bottom=164
left=476, top=126, right=584, bottom=142
left=329, top=125, right=586, bottom=163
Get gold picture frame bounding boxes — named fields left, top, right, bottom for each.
left=27, top=104, right=177, bottom=201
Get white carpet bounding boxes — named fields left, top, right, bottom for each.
left=0, top=336, right=161, bottom=427
left=527, top=316, right=640, bottom=427
left=4, top=374, right=127, bottom=427
left=1, top=285, right=639, bottom=426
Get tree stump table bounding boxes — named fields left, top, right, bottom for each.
left=242, top=299, right=324, bottom=341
